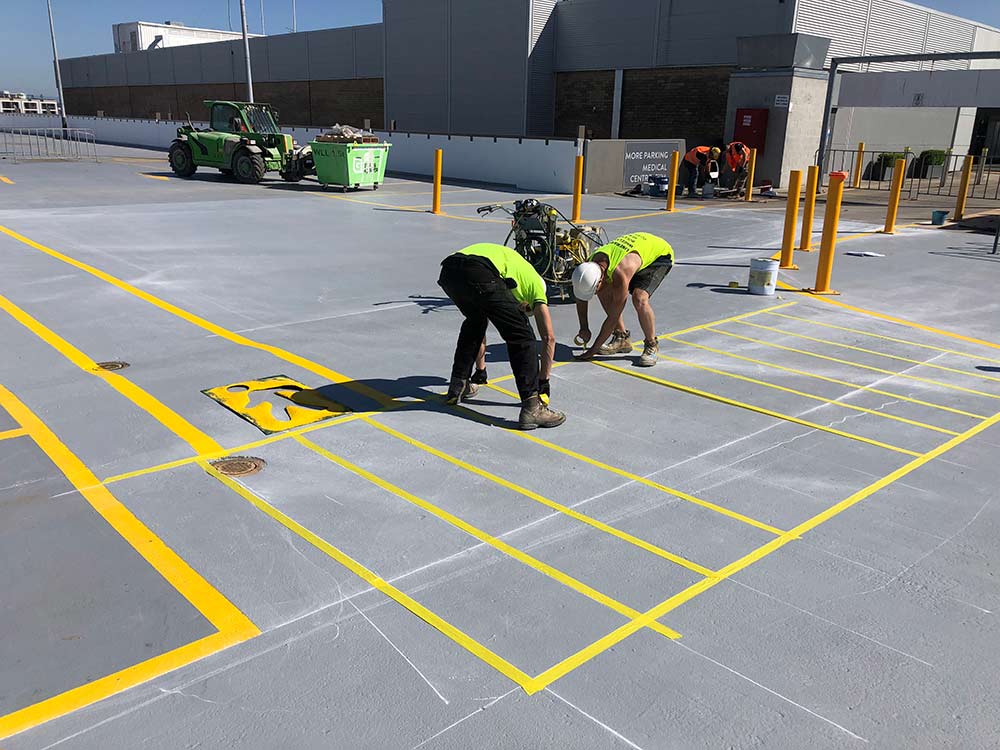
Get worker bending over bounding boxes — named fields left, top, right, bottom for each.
left=438, top=243, right=565, bottom=429
left=725, top=141, right=752, bottom=197
left=683, top=146, right=721, bottom=196
left=572, top=232, right=675, bottom=367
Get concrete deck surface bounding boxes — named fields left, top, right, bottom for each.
left=1, top=146, right=999, bottom=749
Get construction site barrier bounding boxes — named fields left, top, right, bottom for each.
left=0, top=128, right=98, bottom=163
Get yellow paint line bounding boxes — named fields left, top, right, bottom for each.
left=296, top=434, right=684, bottom=641
left=654, top=352, right=959, bottom=436
left=363, top=417, right=715, bottom=577
left=666, top=336, right=987, bottom=420
left=529, top=408, right=1000, bottom=692
left=0, top=176, right=14, bottom=185
left=201, top=460, right=538, bottom=691
left=765, top=311, right=1000, bottom=365
left=0, top=225, right=392, bottom=408
left=0, top=427, right=28, bottom=441
left=0, top=385, right=258, bottom=740
left=0, top=293, right=222, bottom=455
left=655, top=300, right=799, bottom=340
left=593, top=360, right=923, bottom=457
left=738, top=320, right=1000, bottom=385
left=708, top=327, right=1000, bottom=402
left=312, top=191, right=425, bottom=211
left=139, top=173, right=170, bottom=181
left=585, top=205, right=706, bottom=224
left=110, top=157, right=167, bottom=164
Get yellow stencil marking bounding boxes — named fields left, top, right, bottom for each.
left=0, top=176, right=14, bottom=185
left=203, top=375, right=350, bottom=434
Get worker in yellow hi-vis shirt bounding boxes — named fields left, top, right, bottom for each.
left=438, top=243, right=565, bottom=430
left=572, top=232, right=675, bottom=367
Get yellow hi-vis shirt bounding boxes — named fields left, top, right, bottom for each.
left=457, top=243, right=548, bottom=307
left=592, top=233, right=674, bottom=282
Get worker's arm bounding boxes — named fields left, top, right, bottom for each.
left=533, top=303, right=556, bottom=381
left=575, top=300, right=591, bottom=346
left=575, top=280, right=628, bottom=361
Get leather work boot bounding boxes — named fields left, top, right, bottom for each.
left=461, top=381, right=480, bottom=402
left=445, top=377, right=470, bottom=405
left=519, top=395, right=566, bottom=430
left=598, top=329, right=632, bottom=355
left=637, top=339, right=659, bottom=367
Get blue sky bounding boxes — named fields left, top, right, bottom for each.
left=3, top=0, right=998, bottom=98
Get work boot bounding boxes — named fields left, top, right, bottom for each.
left=445, top=377, right=470, bottom=405
left=470, top=368, right=489, bottom=385
left=598, top=329, right=632, bottom=355
left=519, top=395, right=566, bottom=430
left=637, top=339, right=659, bottom=367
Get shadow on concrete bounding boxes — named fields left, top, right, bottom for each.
left=976, top=366, right=1000, bottom=373
left=928, top=250, right=1000, bottom=263
left=374, top=295, right=454, bottom=314
left=686, top=282, right=752, bottom=295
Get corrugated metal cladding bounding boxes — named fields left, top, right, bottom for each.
left=657, top=0, right=794, bottom=67
left=555, top=0, right=660, bottom=71
left=527, top=0, right=558, bottom=136
left=384, top=0, right=448, bottom=132
left=864, top=1, right=928, bottom=70
left=793, top=0, right=868, bottom=65
left=923, top=15, right=976, bottom=70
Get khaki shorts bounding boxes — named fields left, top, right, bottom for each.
left=629, top=255, right=674, bottom=297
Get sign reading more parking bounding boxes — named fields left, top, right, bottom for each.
left=623, top=143, right=680, bottom=190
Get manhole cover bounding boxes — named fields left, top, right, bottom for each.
left=95, top=361, right=130, bottom=371
left=210, top=456, right=266, bottom=477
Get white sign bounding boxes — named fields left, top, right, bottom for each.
left=774, top=95, right=790, bottom=108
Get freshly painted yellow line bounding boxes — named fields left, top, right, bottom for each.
left=0, top=426, right=28, bottom=441
left=593, top=361, right=923, bottom=457
left=0, top=225, right=392, bottom=408
left=737, top=320, right=1000, bottom=385
left=0, top=293, right=222, bottom=455
left=708, top=327, right=1000, bottom=402
left=139, top=173, right=170, bottom=181
left=766, top=311, right=1000, bottom=366
left=0, top=385, right=258, bottom=740
left=296, top=434, right=684, bottom=641
left=666, top=336, right=987, bottom=420
left=363, top=417, right=716, bottom=577
left=0, top=176, right=14, bottom=185
left=654, top=352, right=960, bottom=436
left=201, top=461, right=539, bottom=691
left=529, top=408, right=1000, bottom=692
left=655, top=300, right=799, bottom=340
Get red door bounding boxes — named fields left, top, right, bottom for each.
left=734, top=108, right=769, bottom=154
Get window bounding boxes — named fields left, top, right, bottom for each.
left=130, top=30, right=138, bottom=52
left=211, top=103, right=242, bottom=132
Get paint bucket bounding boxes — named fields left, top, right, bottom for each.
left=702, top=182, right=715, bottom=198
left=651, top=176, right=670, bottom=196
left=748, top=257, right=779, bottom=296
left=931, top=210, right=949, bottom=226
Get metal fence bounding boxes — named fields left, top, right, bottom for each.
left=818, top=148, right=1000, bottom=201
left=0, top=128, right=99, bottom=163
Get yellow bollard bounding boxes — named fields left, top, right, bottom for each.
left=954, top=154, right=974, bottom=221
left=779, top=170, right=803, bottom=270
left=744, top=148, right=757, bottom=202
left=571, top=155, right=584, bottom=223
left=883, top=158, right=906, bottom=234
left=852, top=141, right=865, bottom=188
left=666, top=149, right=680, bottom=212
left=809, top=171, right=847, bottom=295
left=799, top=165, right=819, bottom=251
left=431, top=148, right=443, bottom=215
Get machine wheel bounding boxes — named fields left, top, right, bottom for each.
left=280, top=161, right=304, bottom=182
left=220, top=168, right=233, bottom=177
left=168, top=142, right=196, bottom=178
left=233, top=149, right=266, bottom=184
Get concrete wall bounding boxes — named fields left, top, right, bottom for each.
left=830, top=106, right=959, bottom=152
left=838, top=69, right=1000, bottom=108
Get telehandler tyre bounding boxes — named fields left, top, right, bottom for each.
left=168, top=142, right=197, bottom=178
left=233, top=149, right=266, bottom=184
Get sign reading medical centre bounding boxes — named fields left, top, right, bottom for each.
left=623, top=142, right=681, bottom=190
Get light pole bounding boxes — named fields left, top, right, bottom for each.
left=260, top=0, right=265, bottom=35
left=240, top=0, right=254, bottom=102
left=292, top=0, right=296, bottom=33
left=46, top=0, right=69, bottom=128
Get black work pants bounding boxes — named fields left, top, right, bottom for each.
left=438, top=254, right=539, bottom=401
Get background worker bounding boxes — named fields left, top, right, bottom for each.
left=438, top=243, right=565, bottom=429
left=725, top=141, right=752, bottom=197
left=683, top=146, right=722, bottom=196
left=572, top=232, right=675, bottom=368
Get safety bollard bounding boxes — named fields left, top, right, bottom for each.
left=666, top=149, right=680, bottom=212
left=799, top=165, right=820, bottom=251
left=883, top=158, right=906, bottom=234
left=809, top=171, right=847, bottom=295
left=432, top=148, right=443, bottom=215
left=571, top=155, right=585, bottom=223
left=852, top=141, right=865, bottom=188
left=744, top=148, right=757, bottom=202
left=779, top=170, right=803, bottom=270
left=954, top=154, right=974, bottom=221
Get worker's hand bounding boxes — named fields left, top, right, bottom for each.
left=574, top=348, right=597, bottom=362
left=574, top=329, right=592, bottom=347
left=539, top=379, right=551, bottom=405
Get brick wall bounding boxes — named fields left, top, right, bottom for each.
left=620, top=67, right=733, bottom=147
left=554, top=71, right=615, bottom=139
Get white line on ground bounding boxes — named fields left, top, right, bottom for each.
left=672, top=641, right=869, bottom=743
left=408, top=688, right=519, bottom=750
left=225, top=303, right=415, bottom=334
left=546, top=689, right=648, bottom=750
left=348, top=599, right=450, bottom=705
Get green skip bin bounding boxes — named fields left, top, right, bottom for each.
left=310, top=141, right=392, bottom=191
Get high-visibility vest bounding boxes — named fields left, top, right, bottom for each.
left=684, top=146, right=712, bottom=166
left=726, top=142, right=750, bottom=170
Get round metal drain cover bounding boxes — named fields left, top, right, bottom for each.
left=96, top=361, right=130, bottom=371
left=210, top=456, right=266, bottom=477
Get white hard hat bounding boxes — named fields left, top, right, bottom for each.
left=572, top=261, right=602, bottom=301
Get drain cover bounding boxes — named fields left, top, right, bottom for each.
left=95, top=361, right=130, bottom=371
left=210, top=456, right=266, bottom=477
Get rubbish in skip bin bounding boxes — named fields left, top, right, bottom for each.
left=310, top=125, right=391, bottom=191
left=747, top=257, right=779, bottom=296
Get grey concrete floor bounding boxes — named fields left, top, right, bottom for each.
left=1, top=146, right=999, bottom=749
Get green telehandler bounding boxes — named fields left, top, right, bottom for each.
left=168, top=100, right=313, bottom=184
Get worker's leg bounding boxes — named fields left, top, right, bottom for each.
left=684, top=161, right=697, bottom=195
left=483, top=295, right=539, bottom=400
left=438, top=258, right=491, bottom=383
left=631, top=289, right=656, bottom=343
left=628, top=255, right=673, bottom=362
